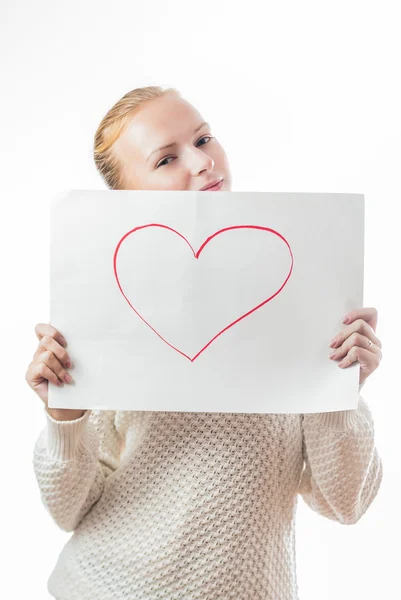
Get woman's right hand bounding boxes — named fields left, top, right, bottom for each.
left=25, top=323, right=87, bottom=421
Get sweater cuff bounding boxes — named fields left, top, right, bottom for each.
left=44, top=406, right=92, bottom=461
left=312, top=406, right=360, bottom=430
left=303, top=383, right=366, bottom=432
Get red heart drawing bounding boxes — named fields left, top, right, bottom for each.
left=113, top=224, right=294, bottom=361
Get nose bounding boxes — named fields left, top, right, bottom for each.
left=185, top=146, right=214, bottom=175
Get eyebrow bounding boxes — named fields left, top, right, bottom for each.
left=146, top=122, right=209, bottom=163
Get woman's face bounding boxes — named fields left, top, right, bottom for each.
left=112, top=92, right=232, bottom=192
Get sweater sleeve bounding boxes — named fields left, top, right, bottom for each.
left=32, top=406, right=121, bottom=532
left=297, top=384, right=383, bottom=525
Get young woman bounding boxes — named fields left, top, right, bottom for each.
left=27, top=85, right=384, bottom=600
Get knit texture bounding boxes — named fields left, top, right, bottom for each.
left=33, top=384, right=383, bottom=600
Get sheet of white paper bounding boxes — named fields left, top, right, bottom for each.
left=49, top=190, right=364, bottom=414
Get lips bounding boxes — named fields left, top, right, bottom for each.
left=200, top=178, right=224, bottom=191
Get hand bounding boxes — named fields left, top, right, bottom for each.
left=328, top=307, right=383, bottom=386
left=25, top=323, right=86, bottom=421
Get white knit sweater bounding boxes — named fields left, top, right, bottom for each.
left=33, top=383, right=383, bottom=600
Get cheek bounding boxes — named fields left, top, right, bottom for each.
left=212, top=142, right=228, bottom=164
left=212, top=143, right=230, bottom=174
left=147, top=166, right=188, bottom=190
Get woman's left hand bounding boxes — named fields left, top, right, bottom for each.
left=328, top=307, right=383, bottom=386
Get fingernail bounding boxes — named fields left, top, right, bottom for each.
left=64, top=373, right=73, bottom=383
left=329, top=338, right=337, bottom=347
left=65, top=359, right=72, bottom=368
left=60, top=336, right=67, bottom=347
left=342, top=316, right=350, bottom=324
left=329, top=352, right=337, bottom=358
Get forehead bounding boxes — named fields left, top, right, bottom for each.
left=134, top=93, right=201, bottom=133
left=114, top=93, right=203, bottom=162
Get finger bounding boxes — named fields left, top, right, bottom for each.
left=329, top=332, right=383, bottom=361
left=33, top=334, right=71, bottom=368
left=330, top=318, right=382, bottom=349
left=342, top=307, right=378, bottom=333
left=35, top=323, right=67, bottom=348
left=338, top=346, right=381, bottom=371
left=28, top=361, right=64, bottom=388
left=37, top=350, right=72, bottom=384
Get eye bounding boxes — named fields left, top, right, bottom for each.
left=155, top=135, right=214, bottom=168
left=156, top=156, right=175, bottom=168
left=196, top=135, right=213, bottom=147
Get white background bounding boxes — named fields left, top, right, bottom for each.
left=1, top=1, right=399, bottom=598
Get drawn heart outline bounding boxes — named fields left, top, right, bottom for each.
left=113, top=224, right=294, bottom=361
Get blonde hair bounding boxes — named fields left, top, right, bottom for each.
left=93, top=85, right=180, bottom=189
